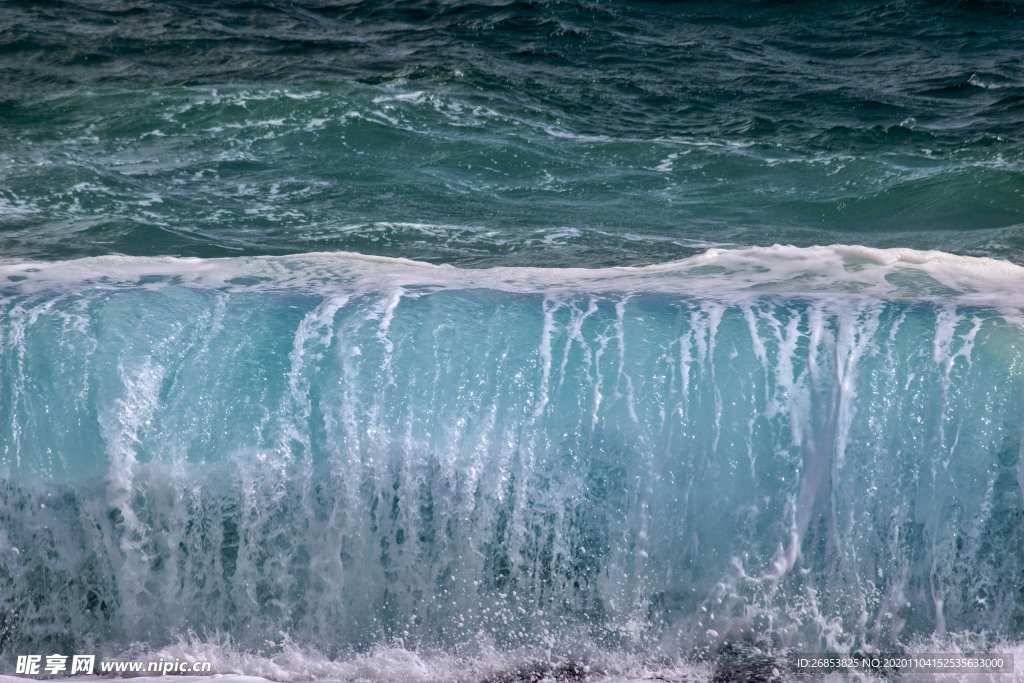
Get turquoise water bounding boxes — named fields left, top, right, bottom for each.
left=2, top=2, right=1024, bottom=680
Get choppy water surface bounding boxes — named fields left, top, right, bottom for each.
left=2, top=0, right=1023, bottom=264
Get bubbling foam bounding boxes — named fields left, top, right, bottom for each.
left=3, top=246, right=1024, bottom=326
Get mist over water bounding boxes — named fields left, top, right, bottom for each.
left=2, top=2, right=1024, bottom=681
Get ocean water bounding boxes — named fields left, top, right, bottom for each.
left=2, top=2, right=1024, bottom=681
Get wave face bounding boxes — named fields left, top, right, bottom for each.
left=2, top=249, right=1023, bottom=667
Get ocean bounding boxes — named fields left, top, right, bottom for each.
left=1, top=1, right=1023, bottom=681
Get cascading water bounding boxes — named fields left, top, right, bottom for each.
left=2, top=247, right=1023, bottom=679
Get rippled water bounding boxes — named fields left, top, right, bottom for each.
left=2, top=0, right=1023, bottom=264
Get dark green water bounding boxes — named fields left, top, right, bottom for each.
left=2, top=0, right=1022, bottom=265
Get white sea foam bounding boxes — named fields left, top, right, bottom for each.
left=2, top=245, right=1023, bottom=317
left=0, top=642, right=717, bottom=683
left=5, top=637, right=1019, bottom=682
left=0, top=195, right=40, bottom=218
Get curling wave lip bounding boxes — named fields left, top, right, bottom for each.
left=3, top=244, right=1024, bottom=316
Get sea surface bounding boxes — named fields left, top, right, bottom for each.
left=2, top=2, right=1024, bottom=681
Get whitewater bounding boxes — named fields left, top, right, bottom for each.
left=2, top=246, right=1023, bottom=681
